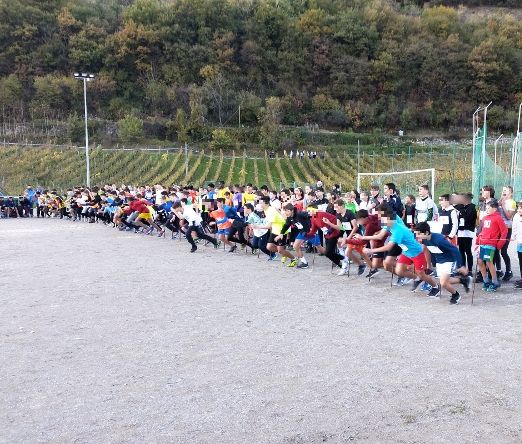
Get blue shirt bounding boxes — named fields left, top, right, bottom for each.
left=422, top=233, right=462, bottom=267
left=390, top=220, right=423, bottom=258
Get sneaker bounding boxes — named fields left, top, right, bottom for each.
left=228, top=245, right=237, bottom=253
left=450, top=292, right=461, bottom=304
left=394, top=277, right=406, bottom=286
left=366, top=269, right=380, bottom=280
left=460, top=275, right=472, bottom=293
left=482, top=282, right=490, bottom=291
left=287, top=259, right=298, bottom=268
left=514, top=279, right=522, bottom=289
left=428, top=285, right=441, bottom=297
left=420, top=282, right=432, bottom=292
left=411, top=279, right=423, bottom=292
left=296, top=262, right=309, bottom=269
left=267, top=253, right=277, bottom=261
left=496, top=270, right=504, bottom=279
left=281, top=256, right=287, bottom=264
left=214, top=240, right=221, bottom=249
left=502, top=271, right=513, bottom=282
left=337, top=267, right=349, bottom=276
left=251, top=248, right=258, bottom=255
left=190, top=246, right=197, bottom=253
left=475, top=273, right=483, bottom=283
left=486, top=282, right=501, bottom=292
left=357, top=265, right=366, bottom=276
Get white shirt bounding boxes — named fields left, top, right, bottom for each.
left=182, top=205, right=202, bottom=226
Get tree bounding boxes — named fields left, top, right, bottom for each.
left=118, top=113, right=144, bottom=143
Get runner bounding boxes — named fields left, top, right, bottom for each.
left=511, top=201, right=522, bottom=289
left=364, top=204, right=440, bottom=297
left=498, top=185, right=516, bottom=281
left=414, top=222, right=472, bottom=304
left=415, top=184, right=436, bottom=223
left=172, top=199, right=218, bottom=252
left=281, top=203, right=312, bottom=269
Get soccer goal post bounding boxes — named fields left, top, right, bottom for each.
left=357, top=168, right=436, bottom=197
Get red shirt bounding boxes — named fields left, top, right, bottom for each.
left=365, top=214, right=388, bottom=248
left=129, top=199, right=149, bottom=214
left=477, top=211, right=508, bottom=250
left=307, top=211, right=340, bottom=239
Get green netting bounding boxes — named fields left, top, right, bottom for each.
left=473, top=125, right=522, bottom=201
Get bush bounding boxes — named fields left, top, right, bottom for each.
left=210, top=128, right=236, bottom=150
left=117, top=114, right=144, bottom=143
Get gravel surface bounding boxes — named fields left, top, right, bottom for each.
left=1, top=219, right=522, bottom=443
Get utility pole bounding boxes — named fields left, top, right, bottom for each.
left=73, top=73, right=95, bottom=188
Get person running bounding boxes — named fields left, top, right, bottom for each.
left=414, top=222, right=472, bottom=304
left=281, top=203, right=311, bottom=269
left=172, top=199, right=218, bottom=252
left=364, top=204, right=440, bottom=297
left=476, top=200, right=508, bottom=292
left=209, top=198, right=234, bottom=251
left=224, top=200, right=253, bottom=253
left=403, top=194, right=416, bottom=228
left=454, top=192, right=477, bottom=276
left=244, top=203, right=273, bottom=259
left=128, top=196, right=164, bottom=236
left=352, top=209, right=390, bottom=279
left=251, top=196, right=297, bottom=266
left=307, top=206, right=344, bottom=269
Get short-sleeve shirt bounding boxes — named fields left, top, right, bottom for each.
left=390, top=220, right=423, bottom=258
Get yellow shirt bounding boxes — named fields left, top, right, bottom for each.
left=242, top=192, right=256, bottom=206
left=217, top=187, right=230, bottom=199
left=265, top=206, right=286, bottom=235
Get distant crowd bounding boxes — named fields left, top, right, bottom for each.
left=3, top=180, right=521, bottom=303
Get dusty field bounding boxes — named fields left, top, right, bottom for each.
left=1, top=219, right=522, bottom=444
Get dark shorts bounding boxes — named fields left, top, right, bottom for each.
left=386, top=243, right=403, bottom=258
left=268, top=233, right=287, bottom=246
left=371, top=252, right=385, bottom=259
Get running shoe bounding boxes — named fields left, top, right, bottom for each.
left=366, top=269, right=380, bottom=279
left=460, top=275, right=472, bottom=293
left=337, top=267, right=349, bottom=276
left=486, top=282, right=501, bottom=292
left=228, top=245, right=237, bottom=253
left=514, top=279, right=522, bottom=289
left=281, top=256, right=287, bottom=264
left=287, top=259, right=298, bottom=268
left=357, top=265, right=366, bottom=276
left=214, top=240, right=221, bottom=249
left=420, top=282, right=432, bottom=292
left=450, top=292, right=461, bottom=305
left=267, top=253, right=277, bottom=261
left=482, top=282, right=490, bottom=291
left=496, top=270, right=504, bottom=279
left=475, top=273, right=483, bottom=283
left=394, top=277, right=406, bottom=286
left=428, top=285, right=441, bottom=297
left=190, top=246, right=197, bottom=253
left=411, top=279, right=423, bottom=292
left=296, top=262, right=309, bottom=269
left=502, top=271, right=513, bottom=282
left=251, top=248, right=258, bottom=255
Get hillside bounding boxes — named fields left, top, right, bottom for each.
left=0, top=0, right=520, bottom=144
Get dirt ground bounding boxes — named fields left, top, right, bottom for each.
left=1, top=219, right=522, bottom=443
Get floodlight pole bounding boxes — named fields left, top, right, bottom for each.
left=74, top=73, right=95, bottom=188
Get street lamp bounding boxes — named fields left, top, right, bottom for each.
left=73, top=72, right=95, bottom=188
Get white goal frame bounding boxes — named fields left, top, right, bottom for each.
left=357, top=168, right=435, bottom=195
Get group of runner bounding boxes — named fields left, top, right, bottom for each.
left=11, top=180, right=522, bottom=304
